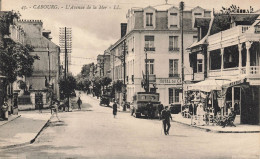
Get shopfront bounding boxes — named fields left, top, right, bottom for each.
left=185, top=78, right=259, bottom=125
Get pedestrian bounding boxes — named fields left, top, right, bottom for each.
left=77, top=97, right=82, bottom=110
left=197, top=103, right=204, bottom=125
left=112, top=100, right=117, bottom=118
left=161, top=106, right=172, bottom=135
left=205, top=108, right=210, bottom=125
left=53, top=101, right=61, bottom=121
left=146, top=101, right=153, bottom=119
left=158, top=104, right=164, bottom=120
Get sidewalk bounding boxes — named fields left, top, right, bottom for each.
left=0, top=110, right=52, bottom=149
left=172, top=113, right=260, bottom=133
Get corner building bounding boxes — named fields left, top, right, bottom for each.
left=108, top=4, right=211, bottom=105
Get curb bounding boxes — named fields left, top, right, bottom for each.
left=0, top=115, right=21, bottom=127
left=0, top=115, right=52, bottom=150
left=173, top=120, right=260, bottom=133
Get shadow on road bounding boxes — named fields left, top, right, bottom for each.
left=0, top=144, right=85, bottom=158
left=47, top=121, right=68, bottom=127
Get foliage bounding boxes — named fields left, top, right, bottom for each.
left=80, top=63, right=93, bottom=78
left=0, top=42, right=38, bottom=83
left=220, top=5, right=254, bottom=14
left=59, top=74, right=77, bottom=98
left=100, top=77, right=112, bottom=87
left=210, top=14, right=230, bottom=35
left=112, top=80, right=124, bottom=92
left=76, top=78, right=91, bottom=91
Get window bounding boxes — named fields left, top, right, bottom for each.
left=169, top=59, right=179, bottom=77
left=169, top=36, right=179, bottom=51
left=175, top=89, right=180, bottom=103
left=145, top=36, right=155, bottom=51
left=146, top=13, right=153, bottom=26
left=193, top=36, right=198, bottom=43
left=194, top=13, right=202, bottom=16
left=169, top=88, right=180, bottom=104
left=197, top=59, right=203, bottom=73
left=170, top=13, right=178, bottom=28
left=193, top=12, right=203, bottom=29
left=146, top=59, right=154, bottom=75
left=169, top=89, right=173, bottom=104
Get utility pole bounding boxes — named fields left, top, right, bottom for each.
left=180, top=1, right=185, bottom=111
left=47, top=43, right=51, bottom=82
left=59, top=27, right=72, bottom=111
left=123, top=40, right=126, bottom=109
left=145, top=49, right=149, bottom=93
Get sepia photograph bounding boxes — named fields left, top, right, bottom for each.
left=0, top=0, right=259, bottom=158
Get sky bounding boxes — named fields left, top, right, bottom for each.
left=2, top=0, right=260, bottom=75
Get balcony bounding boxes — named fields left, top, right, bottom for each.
left=208, top=25, right=251, bottom=45
left=169, top=74, right=180, bottom=78
left=169, top=47, right=180, bottom=52
left=208, top=66, right=260, bottom=77
left=144, top=47, right=155, bottom=51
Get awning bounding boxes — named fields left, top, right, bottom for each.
left=187, top=78, right=246, bottom=92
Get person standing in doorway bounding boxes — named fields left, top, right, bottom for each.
left=161, top=106, right=172, bottom=135
left=112, top=100, right=117, bottom=118
left=77, top=97, right=82, bottom=110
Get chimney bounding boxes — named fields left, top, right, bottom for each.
left=121, top=23, right=127, bottom=38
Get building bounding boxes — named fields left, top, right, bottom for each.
left=108, top=4, right=211, bottom=106
left=96, top=54, right=111, bottom=78
left=17, top=19, right=60, bottom=105
left=188, top=13, right=260, bottom=125
left=0, top=11, right=25, bottom=118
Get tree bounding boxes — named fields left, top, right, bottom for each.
left=59, top=74, right=77, bottom=99
left=0, top=42, right=38, bottom=83
left=220, top=5, right=254, bottom=14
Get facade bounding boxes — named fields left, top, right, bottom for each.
left=188, top=13, right=260, bottom=125
left=96, top=54, right=111, bottom=78
left=0, top=11, right=25, bottom=118
left=108, top=4, right=211, bottom=106
left=17, top=19, right=60, bottom=104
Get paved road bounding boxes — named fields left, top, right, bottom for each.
left=0, top=93, right=259, bottom=159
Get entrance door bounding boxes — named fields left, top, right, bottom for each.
left=241, top=85, right=260, bottom=124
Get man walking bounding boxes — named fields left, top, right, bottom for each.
left=161, top=106, right=172, bottom=135
left=77, top=97, right=82, bottom=110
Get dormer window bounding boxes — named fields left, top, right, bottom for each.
left=170, top=13, right=178, bottom=28
left=168, top=7, right=179, bottom=29
left=146, top=13, right=153, bottom=26
left=192, top=7, right=204, bottom=29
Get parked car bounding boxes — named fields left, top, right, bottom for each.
left=169, top=103, right=181, bottom=114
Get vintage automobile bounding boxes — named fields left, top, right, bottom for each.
left=131, top=92, right=161, bottom=118
left=99, top=94, right=111, bottom=107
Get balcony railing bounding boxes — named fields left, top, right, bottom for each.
left=169, top=47, right=179, bottom=52
left=144, top=47, right=155, bottom=51
left=208, top=66, right=260, bottom=77
left=208, top=25, right=251, bottom=45
left=249, top=66, right=260, bottom=75
left=169, top=73, right=180, bottom=78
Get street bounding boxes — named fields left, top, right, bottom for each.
left=0, top=93, right=259, bottom=159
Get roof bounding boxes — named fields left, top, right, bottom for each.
left=153, top=4, right=174, bottom=11
left=188, top=78, right=246, bottom=92
left=230, top=14, right=259, bottom=23
left=194, top=17, right=211, bottom=28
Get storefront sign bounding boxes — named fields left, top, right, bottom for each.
left=156, top=78, right=182, bottom=85
left=224, top=79, right=245, bottom=87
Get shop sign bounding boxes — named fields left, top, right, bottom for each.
left=224, top=79, right=245, bottom=87
left=156, top=78, right=182, bottom=85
